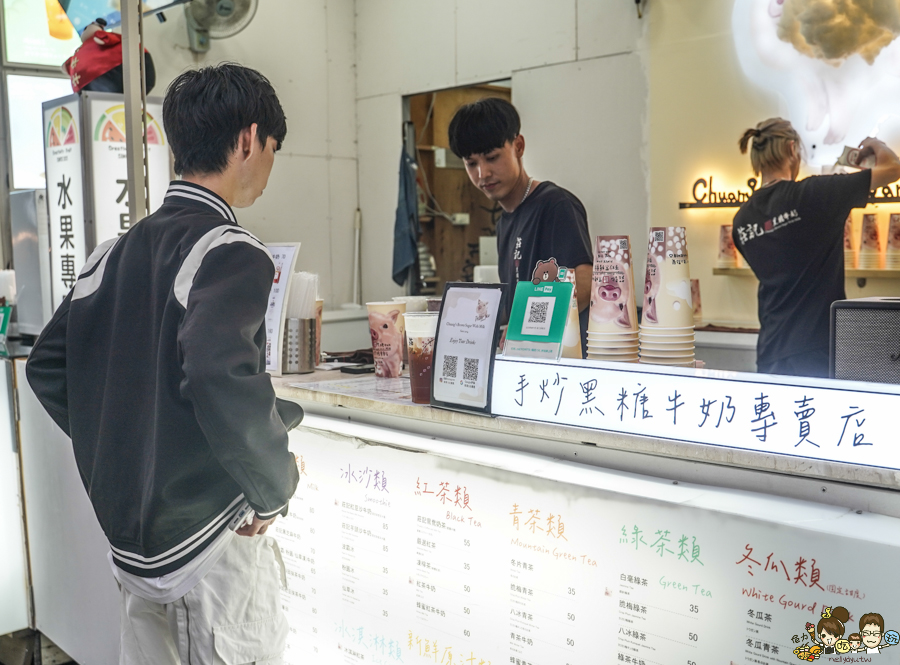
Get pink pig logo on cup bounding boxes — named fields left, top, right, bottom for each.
left=367, top=301, right=406, bottom=378
left=588, top=236, right=638, bottom=333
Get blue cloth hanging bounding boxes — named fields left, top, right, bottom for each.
left=392, top=150, right=421, bottom=286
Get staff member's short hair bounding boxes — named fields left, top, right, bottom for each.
left=163, top=63, right=287, bottom=176
left=448, top=97, right=520, bottom=159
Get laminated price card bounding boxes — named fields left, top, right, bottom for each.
left=431, top=282, right=504, bottom=415
left=503, top=281, right=574, bottom=361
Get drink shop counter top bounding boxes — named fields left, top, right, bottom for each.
left=273, top=357, right=900, bottom=520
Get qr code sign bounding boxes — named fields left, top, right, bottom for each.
left=528, top=301, right=549, bottom=324
left=652, top=230, right=665, bottom=243
left=463, top=358, right=479, bottom=382
left=521, top=296, right=555, bottom=336
left=618, top=239, right=629, bottom=250
left=442, top=355, right=458, bottom=379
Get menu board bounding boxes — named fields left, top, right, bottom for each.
left=275, top=421, right=900, bottom=665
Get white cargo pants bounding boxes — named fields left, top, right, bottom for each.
left=119, top=534, right=288, bottom=665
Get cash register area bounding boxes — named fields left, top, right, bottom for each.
left=4, top=2, right=900, bottom=665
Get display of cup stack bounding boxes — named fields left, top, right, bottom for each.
left=284, top=272, right=319, bottom=374
left=639, top=227, right=695, bottom=367
left=586, top=235, right=639, bottom=363
left=844, top=215, right=857, bottom=270
left=858, top=214, right=882, bottom=269
left=886, top=214, right=900, bottom=270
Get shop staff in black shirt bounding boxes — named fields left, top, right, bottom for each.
left=733, top=118, right=900, bottom=377
left=448, top=98, right=593, bottom=350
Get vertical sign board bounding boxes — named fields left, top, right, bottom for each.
left=84, top=93, right=171, bottom=245
left=42, top=96, right=87, bottom=310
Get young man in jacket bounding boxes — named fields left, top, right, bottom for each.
left=26, top=63, right=301, bottom=664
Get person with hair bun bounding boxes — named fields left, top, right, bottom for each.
left=807, top=606, right=851, bottom=654
left=733, top=118, right=900, bottom=377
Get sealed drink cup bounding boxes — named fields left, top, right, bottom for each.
left=392, top=295, right=429, bottom=312
left=404, top=312, right=438, bottom=404
left=367, top=301, right=406, bottom=378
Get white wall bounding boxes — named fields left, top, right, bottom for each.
left=141, top=0, right=358, bottom=309
left=354, top=0, right=649, bottom=302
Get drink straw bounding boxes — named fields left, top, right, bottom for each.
left=287, top=272, right=319, bottom=319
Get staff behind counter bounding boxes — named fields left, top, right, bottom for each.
left=733, top=118, right=900, bottom=378
left=447, top=98, right=594, bottom=354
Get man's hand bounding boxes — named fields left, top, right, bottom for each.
left=236, top=514, right=275, bottom=537
left=858, top=137, right=900, bottom=189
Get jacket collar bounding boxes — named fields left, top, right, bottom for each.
left=164, top=181, right=236, bottom=224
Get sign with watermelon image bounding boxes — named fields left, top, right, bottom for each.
left=42, top=99, right=87, bottom=310
left=46, top=106, right=78, bottom=147
left=88, top=98, right=170, bottom=245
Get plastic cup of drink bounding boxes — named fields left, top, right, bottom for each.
left=367, top=301, right=406, bottom=378
left=404, top=312, right=438, bottom=404
left=393, top=296, right=429, bottom=312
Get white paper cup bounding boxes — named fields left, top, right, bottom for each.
left=716, top=225, right=739, bottom=268
left=586, top=339, right=641, bottom=349
left=641, top=335, right=695, bottom=344
left=639, top=343, right=694, bottom=352
left=640, top=349, right=696, bottom=358
left=586, top=346, right=640, bottom=355
left=640, top=355, right=695, bottom=365
left=588, top=235, right=639, bottom=334
left=588, top=354, right=640, bottom=362
left=641, top=227, right=694, bottom=329
left=393, top=296, right=429, bottom=312
left=367, top=301, right=406, bottom=378
left=859, top=214, right=883, bottom=269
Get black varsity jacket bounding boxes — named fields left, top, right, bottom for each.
left=26, top=181, right=302, bottom=577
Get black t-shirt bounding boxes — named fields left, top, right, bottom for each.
left=496, top=181, right=593, bottom=337
left=732, top=170, right=871, bottom=365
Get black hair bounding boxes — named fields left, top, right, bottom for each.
left=163, top=63, right=287, bottom=176
left=447, top=97, right=520, bottom=159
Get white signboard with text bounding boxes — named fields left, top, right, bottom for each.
left=43, top=96, right=87, bottom=310
left=86, top=94, right=170, bottom=244
left=275, top=418, right=900, bottom=665
left=491, top=357, right=900, bottom=471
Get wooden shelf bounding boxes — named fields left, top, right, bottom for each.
left=713, top=267, right=900, bottom=279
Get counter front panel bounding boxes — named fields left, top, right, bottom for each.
left=276, top=414, right=900, bottom=665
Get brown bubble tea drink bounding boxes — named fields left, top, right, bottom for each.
left=404, top=312, right=439, bottom=404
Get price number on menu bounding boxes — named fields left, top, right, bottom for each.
left=690, top=604, right=699, bottom=614
left=688, top=633, right=699, bottom=642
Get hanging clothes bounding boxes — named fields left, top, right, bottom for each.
left=392, top=150, right=421, bottom=286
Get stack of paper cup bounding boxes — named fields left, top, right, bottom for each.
left=844, top=215, right=857, bottom=270
left=858, top=214, right=882, bottom=269
left=586, top=235, right=639, bottom=363
left=886, top=214, right=900, bottom=270
left=640, top=227, right=695, bottom=367
left=716, top=225, right=740, bottom=268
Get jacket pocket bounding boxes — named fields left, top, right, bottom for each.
left=213, top=614, right=288, bottom=665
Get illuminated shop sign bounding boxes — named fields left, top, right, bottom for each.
left=680, top=175, right=900, bottom=209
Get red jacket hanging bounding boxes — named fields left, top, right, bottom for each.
left=63, top=30, right=124, bottom=93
